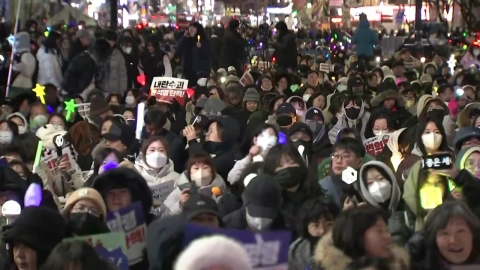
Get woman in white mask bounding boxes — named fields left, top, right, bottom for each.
left=134, top=136, right=179, bottom=206
left=123, top=89, right=139, bottom=108
left=0, top=120, right=18, bottom=146
left=164, top=152, right=226, bottom=214
left=227, top=124, right=278, bottom=185
left=358, top=161, right=409, bottom=245
left=403, top=117, right=452, bottom=231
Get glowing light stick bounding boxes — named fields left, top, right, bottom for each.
left=135, top=103, right=145, bottom=140
left=32, top=141, right=43, bottom=174
left=32, top=84, right=46, bottom=104
left=64, top=99, right=77, bottom=122
left=24, top=183, right=42, bottom=207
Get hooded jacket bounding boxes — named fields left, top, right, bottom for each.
left=302, top=108, right=332, bottom=165
left=134, top=157, right=180, bottom=206
left=312, top=232, right=410, bottom=270
left=12, top=32, right=36, bottom=89
left=370, top=89, right=412, bottom=127
left=328, top=99, right=371, bottom=144
left=452, top=147, right=480, bottom=218
left=457, top=102, right=480, bottom=129
left=351, top=16, right=378, bottom=57
left=358, top=161, right=412, bottom=245
left=99, top=47, right=128, bottom=94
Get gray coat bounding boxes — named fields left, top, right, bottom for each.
left=100, top=48, right=127, bottom=94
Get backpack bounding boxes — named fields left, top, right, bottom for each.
left=10, top=51, right=39, bottom=86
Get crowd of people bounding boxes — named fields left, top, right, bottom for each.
left=1, top=13, right=480, bottom=270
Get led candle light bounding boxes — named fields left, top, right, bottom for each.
left=197, top=35, right=200, bottom=42
left=136, top=103, right=145, bottom=140
left=32, top=141, right=43, bottom=174
left=24, top=183, right=42, bottom=207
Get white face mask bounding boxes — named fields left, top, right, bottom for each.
left=123, top=47, right=132, bottom=54
left=145, top=152, right=167, bottom=169
left=302, top=94, right=312, bottom=102
left=474, top=49, right=480, bottom=56
left=421, top=133, right=443, bottom=151
left=32, top=115, right=48, bottom=127
left=0, top=131, right=12, bottom=144
left=373, top=130, right=387, bottom=136
left=125, top=96, right=135, bottom=105
left=256, top=133, right=277, bottom=152
left=246, top=212, right=273, bottom=231
left=18, top=126, right=26, bottom=134
left=368, top=180, right=392, bottom=203
left=191, top=169, right=212, bottom=187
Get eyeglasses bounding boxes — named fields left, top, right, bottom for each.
left=332, top=154, right=351, bottom=161
left=72, top=205, right=102, bottom=217
left=463, top=141, right=480, bottom=148
left=465, top=160, right=480, bottom=171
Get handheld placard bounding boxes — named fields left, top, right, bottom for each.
left=24, top=183, right=42, bottom=207
left=1, top=200, right=21, bottom=225
left=136, top=103, right=145, bottom=140
left=32, top=141, right=43, bottom=174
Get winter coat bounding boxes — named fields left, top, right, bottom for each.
left=100, top=47, right=127, bottom=94
left=62, top=51, right=97, bottom=96
left=288, top=238, right=315, bottom=270
left=140, top=50, right=172, bottom=89
left=317, top=154, right=375, bottom=180
left=68, top=39, right=89, bottom=62
left=358, top=161, right=413, bottom=245
left=327, top=102, right=371, bottom=144
left=163, top=172, right=226, bottom=214
left=312, top=232, right=410, bottom=270
left=273, top=32, right=297, bottom=70
left=36, top=46, right=63, bottom=88
left=370, top=89, right=412, bottom=127
left=134, top=157, right=180, bottom=206
left=176, top=35, right=212, bottom=76
left=352, top=17, right=378, bottom=57
left=219, top=29, right=247, bottom=73
left=12, top=50, right=36, bottom=89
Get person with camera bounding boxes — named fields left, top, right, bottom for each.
left=219, top=19, right=247, bottom=75
left=272, top=21, right=297, bottom=72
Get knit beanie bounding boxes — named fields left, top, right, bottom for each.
left=243, top=88, right=260, bottom=103
left=62, top=188, right=107, bottom=220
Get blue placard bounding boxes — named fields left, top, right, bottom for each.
left=183, top=224, right=291, bottom=269
left=96, top=246, right=129, bottom=270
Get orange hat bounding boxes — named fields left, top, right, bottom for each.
left=62, top=188, right=107, bottom=220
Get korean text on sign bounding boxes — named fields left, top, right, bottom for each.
left=106, top=201, right=147, bottom=265
left=42, top=146, right=79, bottom=176
left=363, top=135, right=390, bottom=157
left=150, top=77, right=188, bottom=106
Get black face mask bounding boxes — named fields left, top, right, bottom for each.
left=275, top=167, right=306, bottom=189
left=345, top=107, right=361, bottom=120
left=68, top=213, right=109, bottom=236
left=426, top=108, right=444, bottom=121
left=276, top=115, right=293, bottom=127
left=204, top=141, right=223, bottom=154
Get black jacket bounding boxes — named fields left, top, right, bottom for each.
left=68, top=39, right=89, bottom=62
left=62, top=51, right=96, bottom=96
left=273, top=32, right=297, bottom=70
left=219, top=29, right=247, bottom=73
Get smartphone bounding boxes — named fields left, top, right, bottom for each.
left=421, top=153, right=453, bottom=170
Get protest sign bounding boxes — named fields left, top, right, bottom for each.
left=42, top=144, right=79, bottom=176
left=64, top=232, right=128, bottom=270
left=239, top=72, right=254, bottom=86
left=363, top=134, right=390, bottom=157
left=150, top=77, right=188, bottom=106
left=106, top=201, right=147, bottom=265
left=150, top=180, right=175, bottom=203
left=183, top=224, right=291, bottom=270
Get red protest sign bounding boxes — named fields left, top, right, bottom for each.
left=240, top=72, right=254, bottom=86
left=150, top=77, right=189, bottom=106
left=363, top=134, right=390, bottom=157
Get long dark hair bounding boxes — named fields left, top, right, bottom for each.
left=189, top=22, right=207, bottom=40
left=43, top=31, right=62, bottom=53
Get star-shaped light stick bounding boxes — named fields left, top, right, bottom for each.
left=64, top=99, right=77, bottom=122
left=32, top=84, right=46, bottom=104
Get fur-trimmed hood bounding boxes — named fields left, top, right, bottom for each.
left=313, top=232, right=410, bottom=270
left=370, top=89, right=406, bottom=108
left=457, top=102, right=480, bottom=128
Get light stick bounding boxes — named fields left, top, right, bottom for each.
left=32, top=84, right=46, bottom=104
left=32, top=141, right=43, bottom=174
left=4, top=0, right=23, bottom=98
left=135, top=103, right=145, bottom=140
left=24, top=183, right=42, bottom=207
left=64, top=99, right=77, bottom=122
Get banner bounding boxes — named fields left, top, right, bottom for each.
left=150, top=180, right=175, bottom=204
left=363, top=134, right=390, bottom=157
left=106, top=201, right=147, bottom=265
left=64, top=232, right=129, bottom=270
left=183, top=224, right=291, bottom=269
left=239, top=72, right=254, bottom=86
left=150, top=77, right=189, bottom=106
